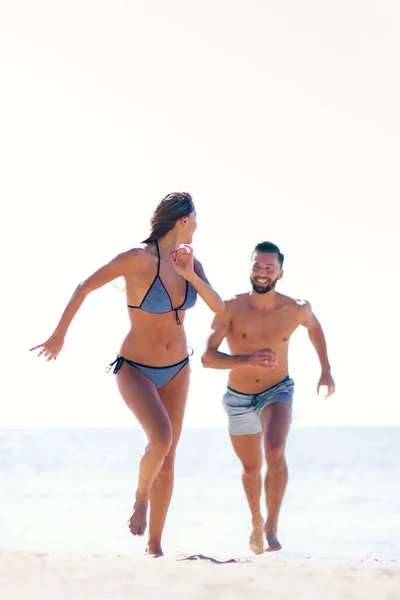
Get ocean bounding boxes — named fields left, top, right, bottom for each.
left=0, top=427, right=399, bottom=561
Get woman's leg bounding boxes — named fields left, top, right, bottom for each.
left=146, top=362, right=190, bottom=556
left=116, top=364, right=173, bottom=537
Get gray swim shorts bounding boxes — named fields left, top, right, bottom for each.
left=222, top=376, right=295, bottom=435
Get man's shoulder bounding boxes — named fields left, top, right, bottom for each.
left=277, top=293, right=311, bottom=312
left=218, top=293, right=248, bottom=318
left=224, top=292, right=249, bottom=307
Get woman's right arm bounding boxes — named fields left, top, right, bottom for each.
left=30, top=250, right=136, bottom=360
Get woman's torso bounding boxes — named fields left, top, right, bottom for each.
left=119, top=243, right=196, bottom=365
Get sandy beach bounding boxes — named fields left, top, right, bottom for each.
left=1, top=550, right=399, bottom=600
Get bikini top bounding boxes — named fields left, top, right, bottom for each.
left=127, top=240, right=197, bottom=325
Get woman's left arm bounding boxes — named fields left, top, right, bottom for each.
left=191, top=257, right=225, bottom=313
left=170, top=246, right=224, bottom=314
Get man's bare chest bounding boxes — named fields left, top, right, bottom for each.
left=228, top=308, right=300, bottom=347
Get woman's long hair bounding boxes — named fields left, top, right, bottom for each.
left=142, top=192, right=194, bottom=243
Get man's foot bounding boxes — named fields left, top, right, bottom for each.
left=145, top=544, right=164, bottom=558
left=127, top=500, right=148, bottom=536
left=265, top=528, right=282, bottom=552
left=249, top=518, right=265, bottom=555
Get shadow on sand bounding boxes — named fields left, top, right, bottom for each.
left=176, top=554, right=252, bottom=564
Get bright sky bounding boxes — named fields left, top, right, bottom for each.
left=1, top=0, right=399, bottom=428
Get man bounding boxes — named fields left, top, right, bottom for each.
left=201, top=241, right=335, bottom=554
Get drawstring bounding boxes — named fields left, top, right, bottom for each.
left=107, top=351, right=193, bottom=376
left=175, top=309, right=182, bottom=326
left=106, top=355, right=124, bottom=374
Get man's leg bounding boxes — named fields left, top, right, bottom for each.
left=261, top=402, right=292, bottom=551
left=230, top=433, right=264, bottom=554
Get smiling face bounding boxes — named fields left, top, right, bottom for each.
left=250, top=251, right=283, bottom=294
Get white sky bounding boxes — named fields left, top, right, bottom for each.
left=1, top=0, right=399, bottom=428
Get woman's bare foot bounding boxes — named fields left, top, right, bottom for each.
left=249, top=518, right=265, bottom=555
left=128, top=500, right=148, bottom=536
left=265, top=528, right=282, bottom=552
left=145, top=544, right=164, bottom=558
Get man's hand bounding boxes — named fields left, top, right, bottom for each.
left=317, top=372, right=335, bottom=398
left=246, top=348, right=278, bottom=369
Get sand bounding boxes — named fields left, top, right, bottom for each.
left=1, top=550, right=399, bottom=600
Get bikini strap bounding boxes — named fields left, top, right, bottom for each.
left=106, top=355, right=124, bottom=374
left=155, top=240, right=161, bottom=276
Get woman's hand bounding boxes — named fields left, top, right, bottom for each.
left=169, top=245, right=195, bottom=281
left=30, top=332, right=65, bottom=361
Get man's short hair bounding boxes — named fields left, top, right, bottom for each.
left=252, top=241, right=284, bottom=268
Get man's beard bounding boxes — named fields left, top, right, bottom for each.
left=250, top=277, right=278, bottom=295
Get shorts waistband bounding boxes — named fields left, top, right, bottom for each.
left=227, top=376, right=291, bottom=397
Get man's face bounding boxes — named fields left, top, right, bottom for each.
left=250, top=252, right=283, bottom=294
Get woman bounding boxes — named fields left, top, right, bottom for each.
left=30, top=192, right=224, bottom=557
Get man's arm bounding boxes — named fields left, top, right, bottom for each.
left=201, top=301, right=277, bottom=370
left=301, top=302, right=335, bottom=397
